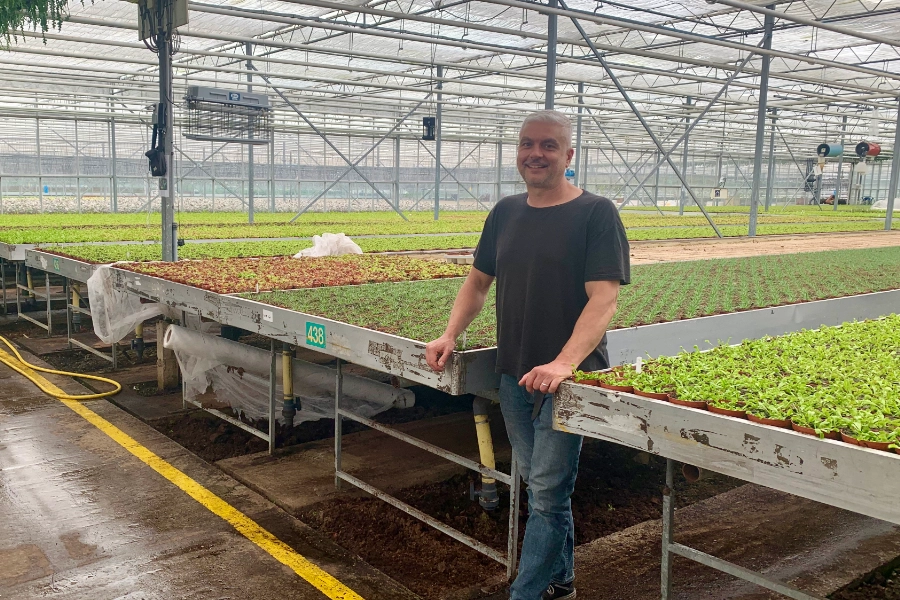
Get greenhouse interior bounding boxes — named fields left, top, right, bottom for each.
left=0, top=0, right=899, bottom=599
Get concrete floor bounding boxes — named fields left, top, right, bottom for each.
left=5, top=316, right=900, bottom=600
left=574, top=483, right=900, bottom=600
left=218, top=410, right=512, bottom=514
left=0, top=347, right=417, bottom=600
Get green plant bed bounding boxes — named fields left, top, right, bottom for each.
left=23, top=217, right=897, bottom=252
left=245, top=246, right=900, bottom=350
left=0, top=210, right=490, bottom=229
left=626, top=205, right=888, bottom=216
left=0, top=220, right=489, bottom=244
left=627, top=220, right=896, bottom=242
left=0, top=210, right=877, bottom=231
left=116, top=255, right=471, bottom=294
left=587, top=316, right=900, bottom=444
left=41, top=234, right=484, bottom=263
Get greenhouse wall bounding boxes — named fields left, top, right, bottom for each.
left=0, top=115, right=888, bottom=213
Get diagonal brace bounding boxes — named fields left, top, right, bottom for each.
left=613, top=42, right=760, bottom=216
left=561, top=0, right=722, bottom=237
left=586, top=111, right=663, bottom=215
left=414, top=141, right=492, bottom=211
left=289, top=95, right=430, bottom=222
left=248, top=64, right=408, bottom=221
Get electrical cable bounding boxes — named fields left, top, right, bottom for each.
left=0, top=335, right=122, bottom=401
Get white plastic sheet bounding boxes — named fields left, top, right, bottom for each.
left=87, top=265, right=170, bottom=344
left=164, top=325, right=413, bottom=424
left=293, top=232, right=362, bottom=257
left=872, top=199, right=899, bottom=212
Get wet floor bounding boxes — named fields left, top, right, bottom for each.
left=0, top=348, right=417, bottom=600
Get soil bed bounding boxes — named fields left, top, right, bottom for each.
left=145, top=385, right=475, bottom=464
left=117, top=254, right=469, bottom=294
left=39, top=344, right=156, bottom=373
left=296, top=440, right=741, bottom=598
left=833, top=563, right=900, bottom=600
left=248, top=246, right=900, bottom=350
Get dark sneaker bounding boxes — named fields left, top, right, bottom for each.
left=542, top=581, right=576, bottom=600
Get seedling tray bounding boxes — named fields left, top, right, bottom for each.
left=109, top=266, right=498, bottom=395
left=0, top=242, right=31, bottom=262
left=26, top=249, right=97, bottom=283
left=554, top=383, right=900, bottom=525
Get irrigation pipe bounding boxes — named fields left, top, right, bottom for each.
left=0, top=335, right=121, bottom=401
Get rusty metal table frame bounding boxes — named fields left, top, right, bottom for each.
left=18, top=258, right=898, bottom=585
left=25, top=250, right=118, bottom=366
left=14, top=262, right=54, bottom=336
left=555, top=384, right=900, bottom=600
left=107, top=266, right=521, bottom=576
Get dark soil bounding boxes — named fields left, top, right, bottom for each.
left=145, top=385, right=475, bottom=463
left=296, top=440, right=742, bottom=599
left=833, top=564, right=900, bottom=600
left=40, top=343, right=157, bottom=374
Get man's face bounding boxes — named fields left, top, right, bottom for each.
left=516, top=120, right=574, bottom=190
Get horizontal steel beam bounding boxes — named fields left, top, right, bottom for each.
left=606, top=289, right=900, bottom=364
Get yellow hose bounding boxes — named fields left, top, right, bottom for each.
left=0, top=335, right=121, bottom=400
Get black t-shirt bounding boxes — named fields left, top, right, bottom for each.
left=474, top=191, right=630, bottom=379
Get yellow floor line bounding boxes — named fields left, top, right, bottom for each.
left=0, top=348, right=364, bottom=600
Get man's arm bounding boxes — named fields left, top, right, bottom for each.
left=425, top=267, right=495, bottom=372
left=519, top=280, right=620, bottom=393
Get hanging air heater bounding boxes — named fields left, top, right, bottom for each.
left=855, top=141, right=881, bottom=158
left=815, top=143, right=843, bottom=176
left=816, top=143, right=843, bottom=158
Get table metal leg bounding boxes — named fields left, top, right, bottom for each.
left=45, top=272, right=51, bottom=337
left=661, top=458, right=675, bottom=599
left=14, top=263, right=21, bottom=319
left=268, top=338, right=276, bottom=455
left=65, top=279, right=73, bottom=349
left=506, top=454, right=520, bottom=581
left=1, top=259, right=7, bottom=316
left=334, top=358, right=343, bottom=490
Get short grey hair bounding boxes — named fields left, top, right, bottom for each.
left=520, top=110, right=573, bottom=148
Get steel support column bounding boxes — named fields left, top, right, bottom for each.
left=748, top=7, right=774, bottom=237
left=246, top=42, right=255, bottom=223
left=575, top=82, right=583, bottom=187
left=495, top=138, right=503, bottom=203
left=110, top=107, right=118, bottom=213
left=393, top=136, right=401, bottom=209
left=886, top=100, right=900, bottom=230
left=765, top=109, right=777, bottom=210
left=654, top=150, right=661, bottom=206
left=836, top=115, right=847, bottom=212
left=269, top=127, right=276, bottom=212
left=158, top=14, right=177, bottom=261
left=434, top=65, right=443, bottom=220
left=679, top=97, right=691, bottom=216
left=875, top=160, right=884, bottom=205
left=36, top=116, right=43, bottom=213
left=74, top=119, right=81, bottom=213
left=545, top=0, right=558, bottom=110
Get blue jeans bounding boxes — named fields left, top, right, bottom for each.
left=499, top=374, right=583, bottom=600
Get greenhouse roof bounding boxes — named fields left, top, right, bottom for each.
left=2, top=0, right=900, bottom=152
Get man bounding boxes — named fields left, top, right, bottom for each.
left=426, top=110, right=630, bottom=600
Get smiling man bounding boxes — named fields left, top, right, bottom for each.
left=426, top=110, right=630, bottom=600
